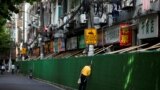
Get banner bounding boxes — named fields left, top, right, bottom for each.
left=49, top=41, right=54, bottom=53
left=97, top=31, right=105, bottom=46
left=54, top=38, right=65, bottom=53
left=58, top=38, right=65, bottom=52
left=120, top=24, right=132, bottom=46
left=54, top=39, right=58, bottom=53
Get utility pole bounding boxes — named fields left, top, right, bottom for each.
left=8, top=20, right=13, bottom=72
left=40, top=2, right=44, bottom=59
left=22, top=2, right=25, bottom=61
left=87, top=0, right=94, bottom=56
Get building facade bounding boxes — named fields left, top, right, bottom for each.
left=17, top=0, right=160, bottom=59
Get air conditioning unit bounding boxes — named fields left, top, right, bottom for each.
left=63, top=16, right=68, bottom=29
left=121, top=0, right=134, bottom=10
left=63, top=14, right=71, bottom=28
left=63, top=16, right=67, bottom=23
left=107, top=4, right=113, bottom=14
left=67, top=14, right=71, bottom=27
left=94, top=16, right=100, bottom=25
left=80, top=14, right=87, bottom=23
left=58, top=18, right=63, bottom=27
left=99, top=14, right=107, bottom=24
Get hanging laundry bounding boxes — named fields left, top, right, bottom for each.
left=142, top=0, right=150, bottom=12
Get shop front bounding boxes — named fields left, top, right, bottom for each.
left=138, top=14, right=159, bottom=46
left=104, top=23, right=133, bottom=50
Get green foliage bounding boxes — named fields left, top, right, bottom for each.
left=0, top=0, right=38, bottom=20
left=0, top=25, right=11, bottom=53
left=0, top=0, right=40, bottom=55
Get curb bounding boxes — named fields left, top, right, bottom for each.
left=33, top=77, right=77, bottom=90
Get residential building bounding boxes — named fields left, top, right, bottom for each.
left=18, top=0, right=160, bottom=60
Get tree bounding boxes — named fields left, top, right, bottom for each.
left=0, top=25, right=11, bottom=54
left=0, top=0, right=40, bottom=58
left=0, top=0, right=38, bottom=20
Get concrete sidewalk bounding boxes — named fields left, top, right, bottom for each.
left=0, top=72, right=65, bottom=90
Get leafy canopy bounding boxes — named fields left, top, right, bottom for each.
left=0, top=0, right=39, bottom=54
left=0, top=0, right=39, bottom=20
left=0, top=25, right=11, bottom=53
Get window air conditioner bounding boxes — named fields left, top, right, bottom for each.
left=122, top=0, right=134, bottom=9
left=63, top=16, right=68, bottom=29
left=107, top=4, right=113, bottom=14
left=63, top=16, right=67, bottom=24
left=62, top=15, right=71, bottom=28
left=58, top=18, right=63, bottom=27
left=100, top=14, right=107, bottom=24
left=66, top=14, right=71, bottom=27
left=80, top=14, right=87, bottom=23
left=94, top=16, right=100, bottom=25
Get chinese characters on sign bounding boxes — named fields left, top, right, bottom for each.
left=85, top=28, right=97, bottom=45
left=138, top=14, right=158, bottom=39
left=120, top=24, right=132, bottom=46
left=141, top=19, right=154, bottom=34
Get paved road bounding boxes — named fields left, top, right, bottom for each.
left=0, top=72, right=65, bottom=90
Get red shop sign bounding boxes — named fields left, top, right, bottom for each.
left=120, top=24, right=132, bottom=46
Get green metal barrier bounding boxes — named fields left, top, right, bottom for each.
left=17, top=52, right=160, bottom=90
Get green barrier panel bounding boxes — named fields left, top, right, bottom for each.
left=16, top=52, right=160, bottom=90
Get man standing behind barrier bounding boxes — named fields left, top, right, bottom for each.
left=11, top=64, right=15, bottom=74
left=79, top=64, right=91, bottom=90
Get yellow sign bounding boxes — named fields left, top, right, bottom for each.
left=85, top=28, right=97, bottom=45
left=21, top=48, right=27, bottom=55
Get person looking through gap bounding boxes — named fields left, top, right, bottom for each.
left=78, top=64, right=91, bottom=90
